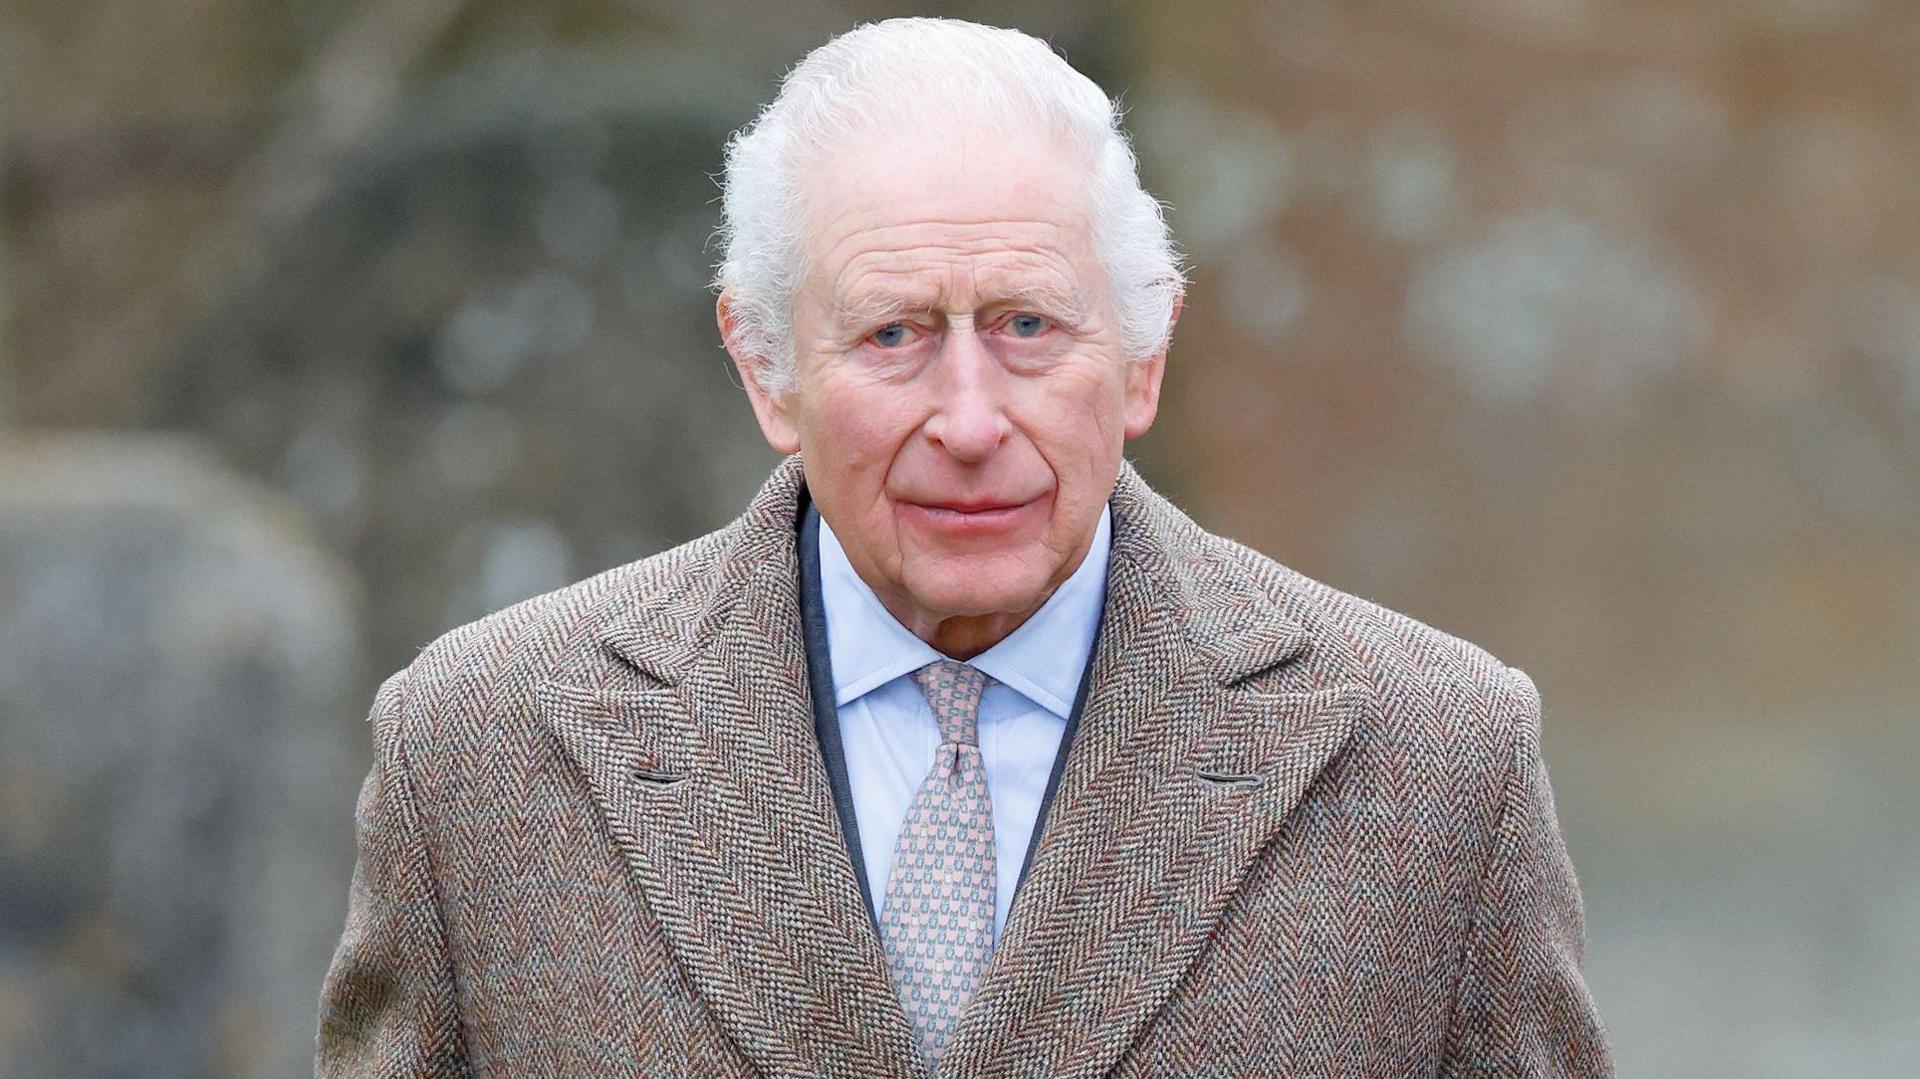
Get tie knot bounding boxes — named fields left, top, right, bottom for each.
left=910, top=659, right=989, bottom=747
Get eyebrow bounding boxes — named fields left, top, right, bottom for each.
left=830, top=291, right=930, bottom=328
left=999, top=285, right=1093, bottom=323
left=829, top=284, right=1093, bottom=328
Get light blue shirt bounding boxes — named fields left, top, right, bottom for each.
left=818, top=505, right=1111, bottom=943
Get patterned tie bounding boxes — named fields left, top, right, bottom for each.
left=882, top=659, right=997, bottom=1069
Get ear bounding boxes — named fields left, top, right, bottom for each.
left=1123, top=289, right=1182, bottom=440
left=717, top=290, right=801, bottom=454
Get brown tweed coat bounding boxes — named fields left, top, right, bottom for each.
left=317, top=456, right=1612, bottom=1077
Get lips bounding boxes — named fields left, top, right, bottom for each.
left=910, top=497, right=1034, bottom=514
left=896, top=493, right=1047, bottom=535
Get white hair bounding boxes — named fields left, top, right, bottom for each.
left=712, top=17, right=1185, bottom=393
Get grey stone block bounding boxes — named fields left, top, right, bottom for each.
left=0, top=433, right=365, bottom=1078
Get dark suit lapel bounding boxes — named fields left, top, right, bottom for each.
left=799, top=497, right=885, bottom=938
left=939, top=464, right=1370, bottom=1077
left=535, top=457, right=922, bottom=1079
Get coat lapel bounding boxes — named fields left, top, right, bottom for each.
left=535, top=456, right=923, bottom=1078
left=937, top=464, right=1369, bottom=1077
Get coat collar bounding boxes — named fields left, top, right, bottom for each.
left=537, top=455, right=1368, bottom=1076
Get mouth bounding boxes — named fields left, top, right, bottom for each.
left=897, top=494, right=1046, bottom=535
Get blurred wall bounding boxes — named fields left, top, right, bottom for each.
left=1126, top=4, right=1920, bottom=1072
left=2, top=0, right=1915, bottom=1074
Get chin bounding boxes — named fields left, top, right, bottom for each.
left=909, top=567, right=1051, bottom=621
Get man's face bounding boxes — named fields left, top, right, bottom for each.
left=725, top=127, right=1171, bottom=647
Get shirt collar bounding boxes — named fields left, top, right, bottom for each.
left=817, top=504, right=1111, bottom=719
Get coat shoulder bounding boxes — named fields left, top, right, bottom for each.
left=1115, top=464, right=1528, bottom=715
left=1190, top=524, right=1538, bottom=752
left=1190, top=528, right=1542, bottom=859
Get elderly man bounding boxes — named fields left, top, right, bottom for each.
left=318, top=17, right=1611, bottom=1078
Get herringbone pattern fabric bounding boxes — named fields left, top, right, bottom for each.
left=881, top=661, right=996, bottom=1068
left=316, top=454, right=1613, bottom=1077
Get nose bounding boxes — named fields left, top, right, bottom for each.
left=921, top=326, right=1011, bottom=463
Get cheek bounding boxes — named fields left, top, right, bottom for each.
left=795, top=383, right=920, bottom=480
left=1022, top=365, right=1130, bottom=455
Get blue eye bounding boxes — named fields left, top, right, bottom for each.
left=1008, top=314, right=1047, bottom=338
left=872, top=324, right=910, bottom=348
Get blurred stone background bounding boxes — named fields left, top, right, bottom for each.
left=1, top=0, right=1914, bottom=1075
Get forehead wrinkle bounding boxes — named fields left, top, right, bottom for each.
left=838, top=249, right=1078, bottom=294
left=830, top=242, right=1083, bottom=307
left=815, top=213, right=1087, bottom=271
